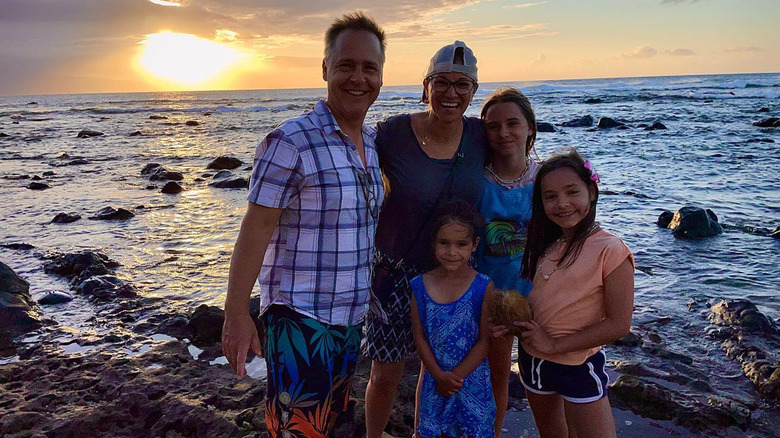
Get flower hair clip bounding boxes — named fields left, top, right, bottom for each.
left=583, top=160, right=600, bottom=183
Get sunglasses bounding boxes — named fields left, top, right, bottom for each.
left=357, top=170, right=378, bottom=220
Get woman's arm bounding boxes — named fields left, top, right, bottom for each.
left=452, top=281, right=496, bottom=378
left=411, top=294, right=463, bottom=395
left=519, top=258, right=634, bottom=355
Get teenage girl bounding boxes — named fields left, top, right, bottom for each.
left=410, top=201, right=497, bottom=438
left=515, top=148, right=635, bottom=438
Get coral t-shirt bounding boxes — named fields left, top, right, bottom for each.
left=523, top=229, right=634, bottom=365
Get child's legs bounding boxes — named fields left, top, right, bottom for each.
left=487, top=334, right=514, bottom=436
left=563, top=396, right=616, bottom=438
left=525, top=389, right=568, bottom=438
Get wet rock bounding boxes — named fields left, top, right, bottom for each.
left=597, top=117, right=624, bottom=129
left=187, top=305, right=225, bottom=347
left=613, top=330, right=641, bottom=347
left=141, top=163, right=183, bottom=181
left=185, top=120, right=199, bottom=126
left=644, top=121, right=668, bottom=131
left=1, top=243, right=35, bottom=250
left=536, top=122, right=556, bottom=133
left=68, top=158, right=90, bottom=165
left=76, top=275, right=137, bottom=300
left=27, top=181, right=50, bottom=190
left=43, top=251, right=119, bottom=280
left=757, top=107, right=769, bottom=113
left=709, top=300, right=776, bottom=335
left=52, top=212, right=82, bottom=223
left=161, top=181, right=183, bottom=194
left=88, top=207, right=134, bottom=220
left=31, top=175, right=42, bottom=181
left=141, top=163, right=162, bottom=175
left=752, top=117, right=779, bottom=128
left=665, top=206, right=723, bottom=239
left=584, top=98, right=603, bottom=104
left=207, top=156, right=243, bottom=170
left=210, top=176, right=249, bottom=189
left=609, top=375, right=749, bottom=433
left=38, top=291, right=74, bottom=305
left=0, top=261, right=41, bottom=338
left=657, top=210, right=673, bottom=228
left=0, top=132, right=9, bottom=138
left=42, top=171, right=55, bottom=176
left=149, top=115, right=168, bottom=120
left=559, top=115, right=594, bottom=127
left=156, top=315, right=191, bottom=339
left=213, top=170, right=233, bottom=179
left=721, top=223, right=773, bottom=237
left=746, top=138, right=774, bottom=143
left=129, top=130, right=143, bottom=136
left=77, top=129, right=104, bottom=138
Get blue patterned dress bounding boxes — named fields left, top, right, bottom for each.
left=411, top=273, right=496, bottom=438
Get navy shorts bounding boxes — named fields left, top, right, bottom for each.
left=518, top=346, right=609, bottom=403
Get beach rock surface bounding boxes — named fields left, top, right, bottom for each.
left=208, top=156, right=243, bottom=170
left=52, top=212, right=82, bottom=223
left=161, top=181, right=183, bottom=194
left=0, top=261, right=41, bottom=341
left=597, top=117, right=624, bottom=129
left=665, top=206, right=723, bottom=239
left=752, top=117, right=779, bottom=128
left=76, top=129, right=104, bottom=138
left=536, top=122, right=556, bottom=132
left=88, top=206, right=134, bottom=220
left=210, top=171, right=249, bottom=189
left=38, top=291, right=74, bottom=305
left=559, top=115, right=594, bottom=127
left=644, top=121, right=668, bottom=131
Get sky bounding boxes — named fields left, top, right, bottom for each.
left=0, top=0, right=778, bottom=96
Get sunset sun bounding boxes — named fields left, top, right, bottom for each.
left=135, top=31, right=242, bottom=87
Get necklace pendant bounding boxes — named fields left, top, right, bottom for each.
left=542, top=274, right=550, bottom=280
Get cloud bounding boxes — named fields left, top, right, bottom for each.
left=215, top=29, right=239, bottom=41
left=530, top=53, right=546, bottom=67
left=724, top=46, right=763, bottom=53
left=503, top=2, right=546, bottom=8
left=665, top=48, right=695, bottom=56
left=621, top=45, right=657, bottom=59
left=147, top=0, right=184, bottom=6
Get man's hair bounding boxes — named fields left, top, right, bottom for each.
left=324, top=12, right=386, bottom=62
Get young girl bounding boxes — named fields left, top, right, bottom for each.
left=411, top=201, right=497, bottom=438
left=516, top=148, right=634, bottom=438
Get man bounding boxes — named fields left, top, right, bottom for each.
left=221, top=12, right=385, bottom=438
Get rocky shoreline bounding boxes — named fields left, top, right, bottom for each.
left=3, top=245, right=780, bottom=437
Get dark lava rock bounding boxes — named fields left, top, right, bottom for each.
left=1, top=243, right=35, bottom=250
left=536, top=122, right=556, bottom=133
left=213, top=170, right=233, bottom=179
left=76, top=129, right=104, bottom=138
left=43, top=251, right=119, bottom=280
left=207, top=156, right=243, bottom=170
left=52, top=212, right=81, bottom=223
left=0, top=261, right=41, bottom=337
left=665, top=206, right=722, bottom=239
left=141, top=163, right=162, bottom=175
left=161, top=181, right=183, bottom=194
left=0, top=132, right=9, bottom=138
left=76, top=275, right=137, bottom=300
left=149, top=115, right=168, bottom=120
left=38, top=291, right=74, bottom=305
left=27, top=182, right=50, bottom=190
left=559, top=115, right=594, bottom=127
left=752, top=117, right=780, bottom=128
left=156, top=315, right=191, bottom=339
left=772, top=227, right=780, bottom=238
left=129, top=130, right=142, bottom=136
left=657, top=210, right=674, bottom=228
left=42, top=171, right=55, bottom=176
left=187, top=304, right=225, bottom=347
left=67, top=158, right=90, bottom=165
left=709, top=299, right=776, bottom=335
left=149, top=169, right=184, bottom=181
left=88, top=207, right=134, bottom=220
left=210, top=176, right=249, bottom=189
left=613, top=330, right=641, bottom=347
left=610, top=375, right=751, bottom=433
left=0, top=341, right=266, bottom=438
left=584, top=98, right=603, bottom=104
left=597, top=117, right=624, bottom=129
left=185, top=120, right=199, bottom=126
left=31, top=175, right=42, bottom=181
left=644, top=121, right=668, bottom=131
left=758, top=107, right=769, bottom=112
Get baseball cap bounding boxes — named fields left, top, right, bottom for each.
left=425, top=41, right=478, bottom=82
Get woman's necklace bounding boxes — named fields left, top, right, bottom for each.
left=538, top=222, right=600, bottom=280
left=486, top=159, right=529, bottom=189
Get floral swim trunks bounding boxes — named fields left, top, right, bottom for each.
left=261, top=304, right=363, bottom=438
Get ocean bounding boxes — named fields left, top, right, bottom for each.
left=1, top=74, right=779, bottom=425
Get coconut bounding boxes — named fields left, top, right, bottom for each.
left=490, top=289, right=532, bottom=336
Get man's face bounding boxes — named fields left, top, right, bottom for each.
left=322, top=29, right=384, bottom=126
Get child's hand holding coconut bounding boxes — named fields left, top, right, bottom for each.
left=489, top=289, right=532, bottom=338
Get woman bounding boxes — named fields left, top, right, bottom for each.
left=477, top=87, right=539, bottom=436
left=364, top=41, right=488, bottom=438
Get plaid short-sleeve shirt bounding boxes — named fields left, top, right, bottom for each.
left=247, top=100, right=384, bottom=326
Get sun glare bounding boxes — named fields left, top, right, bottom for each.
left=136, top=31, right=241, bottom=87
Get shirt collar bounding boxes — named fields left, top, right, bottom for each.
left=315, top=100, right=376, bottom=140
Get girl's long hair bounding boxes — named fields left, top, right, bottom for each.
left=521, top=148, right=599, bottom=279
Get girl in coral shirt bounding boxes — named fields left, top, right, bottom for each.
left=513, top=148, right=635, bottom=438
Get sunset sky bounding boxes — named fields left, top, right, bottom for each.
left=1, top=0, right=778, bottom=96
